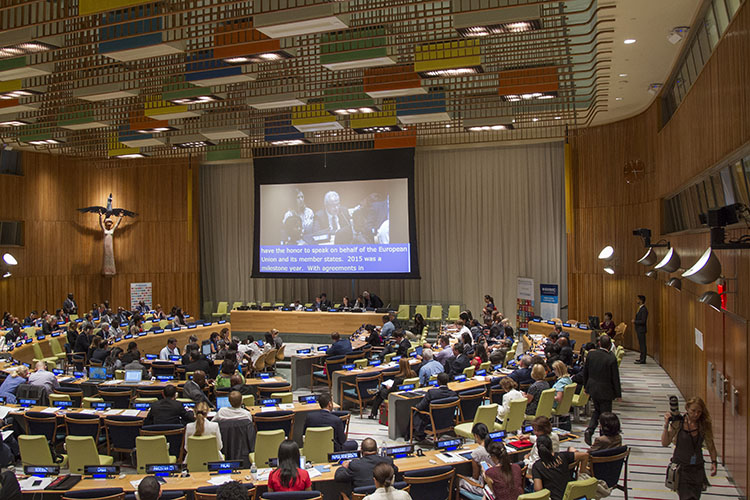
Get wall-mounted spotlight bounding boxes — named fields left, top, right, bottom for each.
left=666, top=277, right=682, bottom=290
left=598, top=246, right=614, bottom=261
left=698, top=291, right=722, bottom=311
left=2, top=253, right=17, bottom=266
left=603, top=266, right=615, bottom=275
left=2, top=271, right=10, bottom=278
left=633, top=228, right=670, bottom=249
left=645, top=270, right=658, bottom=279
left=637, top=247, right=658, bottom=266
left=682, top=247, right=722, bottom=284
left=654, top=247, right=681, bottom=273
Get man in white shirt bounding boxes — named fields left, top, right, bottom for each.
left=159, top=337, right=180, bottom=360
left=28, top=361, right=59, bottom=394
left=213, top=391, right=252, bottom=423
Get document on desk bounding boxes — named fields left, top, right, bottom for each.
left=255, top=468, right=272, bottom=481
left=207, top=475, right=236, bottom=486
left=2, top=429, right=13, bottom=441
left=130, top=478, right=144, bottom=488
left=80, top=409, right=98, bottom=414
left=278, top=403, right=295, bottom=410
left=19, top=477, right=55, bottom=490
left=121, top=409, right=141, bottom=417
left=0, top=407, right=11, bottom=419
left=260, top=406, right=278, bottom=413
left=41, top=407, right=59, bottom=414
left=104, top=409, right=123, bottom=416
left=436, top=452, right=464, bottom=464
left=103, top=380, right=123, bottom=385
left=307, top=467, right=322, bottom=479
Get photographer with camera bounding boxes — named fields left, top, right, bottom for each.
left=661, top=396, right=717, bottom=499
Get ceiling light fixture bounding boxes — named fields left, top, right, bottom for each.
left=0, top=41, right=57, bottom=60
left=353, top=125, right=402, bottom=134
left=223, top=50, right=295, bottom=65
left=27, top=138, right=63, bottom=146
left=201, top=127, right=250, bottom=140
left=269, top=139, right=309, bottom=146
left=682, top=247, right=722, bottom=284
left=419, top=67, right=482, bottom=78
left=645, top=270, right=658, bottom=279
left=666, top=277, right=682, bottom=290
left=2, top=271, right=10, bottom=278
left=598, top=245, right=615, bottom=261
left=136, top=126, right=177, bottom=134
left=0, top=89, right=41, bottom=100
left=637, top=247, right=658, bottom=266
left=619, top=73, right=628, bottom=77
left=454, top=4, right=543, bottom=37
left=253, top=3, right=350, bottom=38
left=615, top=97, right=623, bottom=101
left=168, top=94, right=222, bottom=105
left=654, top=246, right=681, bottom=272
left=115, top=153, right=148, bottom=159
left=624, top=39, right=636, bottom=44
left=603, top=267, right=615, bottom=275
left=0, top=119, right=29, bottom=127
left=698, top=291, right=722, bottom=311
left=2, top=253, right=17, bottom=265
left=331, top=107, right=378, bottom=115
left=501, top=91, right=557, bottom=102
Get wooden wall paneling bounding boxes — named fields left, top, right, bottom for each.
left=723, top=312, right=748, bottom=494
left=0, top=152, right=200, bottom=319
left=697, top=303, right=724, bottom=460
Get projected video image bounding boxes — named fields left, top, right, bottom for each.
left=258, top=179, right=410, bottom=274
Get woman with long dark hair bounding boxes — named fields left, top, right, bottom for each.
left=531, top=435, right=588, bottom=500
left=103, top=347, right=123, bottom=375
left=369, top=358, right=415, bottom=420
left=470, top=343, right=488, bottom=369
left=482, top=295, right=496, bottom=323
left=484, top=440, right=523, bottom=500
left=662, top=397, right=717, bottom=499
left=268, top=440, right=311, bottom=492
left=458, top=423, right=492, bottom=496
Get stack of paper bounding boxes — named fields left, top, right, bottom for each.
left=207, top=475, right=236, bottom=486
left=121, top=409, right=141, bottom=417
left=436, top=452, right=464, bottom=464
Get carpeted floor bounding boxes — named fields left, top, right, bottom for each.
left=280, top=344, right=743, bottom=499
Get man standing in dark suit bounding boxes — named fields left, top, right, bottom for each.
left=582, top=334, right=621, bottom=445
left=411, top=373, right=458, bottom=442
left=632, top=295, right=648, bottom=364
left=334, top=438, right=399, bottom=488
left=327, top=332, right=353, bottom=357
left=144, top=385, right=195, bottom=426
left=304, top=393, right=357, bottom=451
left=62, top=293, right=77, bottom=315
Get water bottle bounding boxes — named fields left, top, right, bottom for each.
left=250, top=462, right=257, bottom=479
left=380, top=440, right=387, bottom=456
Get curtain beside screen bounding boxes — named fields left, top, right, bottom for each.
left=200, top=140, right=565, bottom=319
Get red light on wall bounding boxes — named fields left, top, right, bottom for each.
left=717, top=283, right=727, bottom=309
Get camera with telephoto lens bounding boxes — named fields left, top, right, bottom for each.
left=668, top=395, right=683, bottom=422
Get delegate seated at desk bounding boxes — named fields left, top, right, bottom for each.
left=144, top=385, right=195, bottom=426
left=334, top=438, right=399, bottom=489
left=509, top=355, right=534, bottom=386
left=418, top=349, right=444, bottom=386
left=380, top=330, right=410, bottom=361
left=447, top=343, right=471, bottom=378
left=304, top=393, right=357, bottom=451
left=182, top=370, right=212, bottom=407
left=380, top=315, right=395, bottom=339
left=412, top=373, right=457, bottom=442
left=328, top=332, right=353, bottom=357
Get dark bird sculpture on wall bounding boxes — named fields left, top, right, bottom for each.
left=77, top=193, right=137, bottom=218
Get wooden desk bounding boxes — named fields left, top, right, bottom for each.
left=289, top=336, right=368, bottom=391
left=386, top=378, right=498, bottom=440
left=526, top=321, right=594, bottom=348
left=230, top=310, right=383, bottom=335
left=5, top=323, right=230, bottom=365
